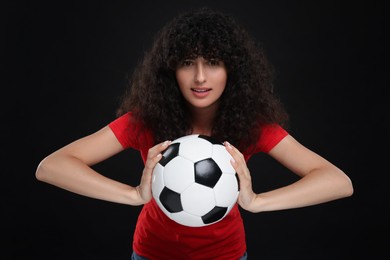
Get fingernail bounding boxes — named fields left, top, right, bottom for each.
left=225, top=141, right=233, bottom=149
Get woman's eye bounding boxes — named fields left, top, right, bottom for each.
left=208, top=59, right=220, bottom=66
left=181, top=60, right=193, bottom=66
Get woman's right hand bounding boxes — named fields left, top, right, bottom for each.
left=36, top=126, right=172, bottom=206
left=136, top=140, right=171, bottom=204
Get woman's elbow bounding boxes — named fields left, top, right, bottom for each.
left=35, top=157, right=52, bottom=182
left=338, top=171, right=354, bottom=198
left=345, top=177, right=354, bottom=197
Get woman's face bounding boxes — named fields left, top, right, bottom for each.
left=175, top=56, right=227, bottom=111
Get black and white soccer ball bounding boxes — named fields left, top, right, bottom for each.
left=151, top=134, right=239, bottom=227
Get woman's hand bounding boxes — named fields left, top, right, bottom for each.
left=136, top=140, right=171, bottom=204
left=224, top=142, right=257, bottom=212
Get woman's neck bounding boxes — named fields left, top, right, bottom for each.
left=189, top=105, right=217, bottom=136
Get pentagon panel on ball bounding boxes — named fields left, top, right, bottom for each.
left=151, top=134, right=239, bottom=227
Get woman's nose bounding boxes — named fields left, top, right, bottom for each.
left=194, top=64, right=206, bottom=84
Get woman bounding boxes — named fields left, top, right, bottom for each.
left=36, top=7, right=353, bottom=260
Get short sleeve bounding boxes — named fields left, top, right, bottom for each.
left=241, top=124, right=288, bottom=161
left=108, top=112, right=153, bottom=151
left=256, top=124, right=288, bottom=153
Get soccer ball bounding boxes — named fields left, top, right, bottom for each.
left=151, top=134, right=239, bottom=227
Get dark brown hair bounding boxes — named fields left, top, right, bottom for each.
left=117, top=7, right=289, bottom=150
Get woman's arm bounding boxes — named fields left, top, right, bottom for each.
left=225, top=134, right=354, bottom=213
left=35, top=126, right=169, bottom=206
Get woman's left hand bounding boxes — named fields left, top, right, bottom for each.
left=224, top=142, right=257, bottom=212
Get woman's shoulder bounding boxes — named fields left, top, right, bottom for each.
left=108, top=111, right=153, bottom=149
left=245, top=123, right=288, bottom=157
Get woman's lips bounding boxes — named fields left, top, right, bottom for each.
left=191, top=88, right=211, bottom=98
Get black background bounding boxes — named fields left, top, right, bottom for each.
left=3, top=0, right=388, bottom=259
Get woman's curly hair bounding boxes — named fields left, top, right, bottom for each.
left=117, top=7, right=289, bottom=151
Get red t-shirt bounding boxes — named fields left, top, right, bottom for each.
left=109, top=112, right=288, bottom=260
